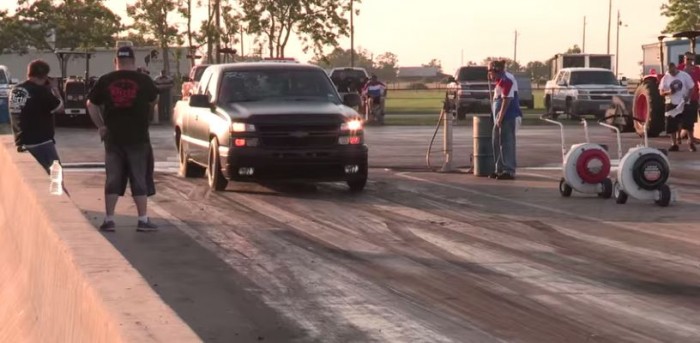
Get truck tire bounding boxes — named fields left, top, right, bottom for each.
left=207, top=138, right=228, bottom=191
left=633, top=80, right=664, bottom=138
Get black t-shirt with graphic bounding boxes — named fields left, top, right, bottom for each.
left=87, top=70, right=158, bottom=145
left=8, top=80, right=61, bottom=147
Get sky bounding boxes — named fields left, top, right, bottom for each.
left=2, top=0, right=672, bottom=78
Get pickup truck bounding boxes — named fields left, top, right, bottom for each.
left=328, top=67, right=369, bottom=108
left=445, top=65, right=493, bottom=120
left=172, top=61, right=368, bottom=192
left=544, top=67, right=632, bottom=119
left=0, top=65, right=18, bottom=124
left=180, top=64, right=210, bottom=100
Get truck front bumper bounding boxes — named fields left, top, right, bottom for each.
left=222, top=145, right=369, bottom=182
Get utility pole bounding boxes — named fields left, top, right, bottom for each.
left=607, top=0, right=612, bottom=54
left=582, top=16, right=586, bottom=53
left=616, top=10, right=621, bottom=77
left=513, top=30, right=518, bottom=63
left=350, top=0, right=355, bottom=67
left=215, top=0, right=221, bottom=63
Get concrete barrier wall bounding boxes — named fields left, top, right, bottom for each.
left=0, top=138, right=201, bottom=343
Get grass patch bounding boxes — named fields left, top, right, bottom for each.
left=382, top=112, right=579, bottom=127
left=385, top=89, right=546, bottom=115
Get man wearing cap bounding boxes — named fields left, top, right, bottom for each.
left=488, top=60, right=522, bottom=180
left=86, top=46, right=160, bottom=232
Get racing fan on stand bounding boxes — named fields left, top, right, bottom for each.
left=361, top=74, right=387, bottom=124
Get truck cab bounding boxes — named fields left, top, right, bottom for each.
left=445, top=65, right=492, bottom=120
left=173, top=62, right=368, bottom=192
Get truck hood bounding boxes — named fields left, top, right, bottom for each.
left=222, top=100, right=358, bottom=119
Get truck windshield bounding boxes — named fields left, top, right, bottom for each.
left=570, top=71, right=618, bottom=85
left=220, top=69, right=340, bottom=103
left=458, top=67, right=488, bottom=81
left=0, top=70, right=7, bottom=84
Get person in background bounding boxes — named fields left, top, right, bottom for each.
left=659, top=62, right=695, bottom=152
left=8, top=59, right=64, bottom=173
left=86, top=46, right=160, bottom=232
left=677, top=52, right=698, bottom=152
left=488, top=59, right=522, bottom=180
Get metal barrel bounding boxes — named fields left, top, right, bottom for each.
left=473, top=114, right=495, bottom=176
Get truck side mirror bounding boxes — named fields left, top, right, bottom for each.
left=189, top=94, right=211, bottom=108
left=620, top=77, right=628, bottom=86
left=446, top=76, right=457, bottom=83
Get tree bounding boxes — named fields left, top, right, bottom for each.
left=309, top=47, right=374, bottom=71
left=422, top=58, right=442, bottom=74
left=524, top=61, right=549, bottom=83
left=0, top=11, right=26, bottom=53
left=374, top=52, right=399, bottom=81
left=661, top=0, right=700, bottom=33
left=127, top=0, right=182, bottom=73
left=566, top=44, right=582, bottom=53
left=238, top=0, right=359, bottom=58
left=482, top=57, right=522, bottom=72
left=12, top=0, right=122, bottom=52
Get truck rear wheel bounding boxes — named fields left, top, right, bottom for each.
left=633, top=80, right=664, bottom=138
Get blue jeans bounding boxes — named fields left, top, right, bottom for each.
left=492, top=117, right=517, bottom=175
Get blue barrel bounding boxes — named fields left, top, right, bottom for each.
left=473, top=114, right=495, bottom=176
left=0, top=96, right=9, bottom=124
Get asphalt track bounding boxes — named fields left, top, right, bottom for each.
left=57, top=124, right=700, bottom=343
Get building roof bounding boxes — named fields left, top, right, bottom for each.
left=397, top=66, right=439, bottom=78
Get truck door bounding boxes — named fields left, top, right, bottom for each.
left=187, top=71, right=214, bottom=161
left=553, top=71, right=569, bottom=109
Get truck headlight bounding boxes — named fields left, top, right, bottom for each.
left=341, top=119, right=363, bottom=131
left=231, top=122, right=256, bottom=132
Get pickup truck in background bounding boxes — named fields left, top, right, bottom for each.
left=544, top=67, right=632, bottom=119
left=180, top=64, right=210, bottom=100
left=513, top=72, right=534, bottom=109
left=0, top=65, right=18, bottom=124
left=172, top=61, right=368, bottom=192
left=444, top=65, right=492, bottom=120
left=328, top=67, right=369, bottom=109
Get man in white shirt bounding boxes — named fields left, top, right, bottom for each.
left=659, top=62, right=695, bottom=151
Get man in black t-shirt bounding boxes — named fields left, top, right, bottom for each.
left=8, top=59, right=64, bottom=173
left=87, top=46, right=159, bottom=232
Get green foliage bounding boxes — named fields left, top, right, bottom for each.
left=525, top=61, right=549, bottom=83
left=238, top=0, right=360, bottom=58
left=422, top=58, right=442, bottom=74
left=127, top=0, right=182, bottom=72
left=661, top=0, right=700, bottom=33
left=309, top=47, right=399, bottom=81
left=10, top=0, right=122, bottom=52
left=566, top=45, right=582, bottom=53
left=482, top=57, right=523, bottom=72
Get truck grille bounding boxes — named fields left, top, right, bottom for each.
left=251, top=115, right=342, bottom=148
